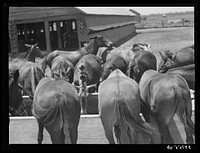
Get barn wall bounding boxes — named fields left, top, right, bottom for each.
left=84, top=15, right=136, bottom=27
left=88, top=24, right=136, bottom=43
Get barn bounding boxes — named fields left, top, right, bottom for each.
left=9, top=7, right=140, bottom=54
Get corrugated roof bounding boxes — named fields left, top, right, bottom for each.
left=76, top=7, right=136, bottom=16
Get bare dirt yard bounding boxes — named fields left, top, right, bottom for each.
left=113, top=26, right=194, bottom=68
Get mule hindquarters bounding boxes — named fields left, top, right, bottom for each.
left=148, top=75, right=194, bottom=144
left=34, top=92, right=80, bottom=144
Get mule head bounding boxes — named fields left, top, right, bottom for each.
left=25, top=43, right=44, bottom=59
left=51, top=63, right=74, bottom=83
left=127, top=60, right=141, bottom=83
left=101, top=63, right=115, bottom=81
left=90, top=35, right=113, bottom=48
left=159, top=57, right=175, bottom=73
left=9, top=69, right=23, bottom=116
left=159, top=50, right=173, bottom=61
left=74, top=65, right=88, bottom=114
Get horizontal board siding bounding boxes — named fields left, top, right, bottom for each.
left=89, top=24, right=135, bottom=43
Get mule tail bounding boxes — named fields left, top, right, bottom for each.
left=114, top=94, right=160, bottom=144
left=174, top=85, right=195, bottom=135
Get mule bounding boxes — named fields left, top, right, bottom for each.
left=32, top=77, right=81, bottom=144
left=23, top=43, right=44, bottom=63
left=158, top=45, right=194, bottom=72
left=51, top=55, right=74, bottom=83
left=9, top=51, right=45, bottom=99
left=101, top=54, right=128, bottom=81
left=98, top=69, right=160, bottom=144
left=41, top=35, right=113, bottom=73
left=165, top=64, right=195, bottom=90
left=73, top=54, right=102, bottom=114
left=17, top=65, right=45, bottom=99
left=139, top=69, right=195, bottom=144
left=9, top=69, right=23, bottom=116
left=127, top=51, right=157, bottom=83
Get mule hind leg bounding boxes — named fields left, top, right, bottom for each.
left=45, top=125, right=65, bottom=144
left=180, top=103, right=195, bottom=144
left=36, top=119, right=44, bottom=144
left=155, top=115, right=174, bottom=144
left=100, top=118, right=115, bottom=144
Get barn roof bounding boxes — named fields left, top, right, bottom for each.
left=76, top=7, right=137, bottom=16
left=9, top=7, right=137, bottom=21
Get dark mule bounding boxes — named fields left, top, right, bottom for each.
left=127, top=51, right=157, bottom=83
left=165, top=64, right=195, bottom=90
left=98, top=69, right=160, bottom=144
left=51, top=55, right=74, bottom=83
left=101, top=54, right=128, bottom=81
left=158, top=45, right=194, bottom=72
left=139, top=70, right=195, bottom=144
left=18, top=65, right=45, bottom=99
left=23, top=43, right=44, bottom=62
left=73, top=54, right=102, bottom=114
left=41, top=35, right=113, bottom=73
left=32, top=77, right=81, bottom=144
left=9, top=69, right=23, bottom=116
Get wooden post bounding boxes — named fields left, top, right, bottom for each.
left=182, top=18, right=185, bottom=27
left=44, top=18, right=51, bottom=51
left=24, top=24, right=28, bottom=41
left=8, top=20, right=19, bottom=56
left=56, top=21, right=62, bottom=49
left=162, top=19, right=164, bottom=28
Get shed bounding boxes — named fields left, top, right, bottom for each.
left=9, top=7, right=140, bottom=53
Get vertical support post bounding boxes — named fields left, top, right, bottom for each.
left=24, top=24, right=28, bottom=41
left=44, top=18, right=51, bottom=51
left=57, top=21, right=62, bottom=49
left=162, top=19, right=164, bottom=28
left=182, top=18, right=185, bottom=27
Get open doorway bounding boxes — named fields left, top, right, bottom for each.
left=49, top=19, right=79, bottom=51
left=16, top=22, right=46, bottom=52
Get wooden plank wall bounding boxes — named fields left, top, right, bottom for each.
left=90, top=24, right=136, bottom=43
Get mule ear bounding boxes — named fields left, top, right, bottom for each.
left=14, top=69, right=20, bottom=82
left=34, top=42, right=39, bottom=47
left=90, top=35, right=97, bottom=39
left=24, top=44, right=31, bottom=48
left=159, top=51, right=167, bottom=61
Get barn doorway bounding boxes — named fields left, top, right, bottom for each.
left=16, top=22, right=46, bottom=52
left=49, top=19, right=79, bottom=51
